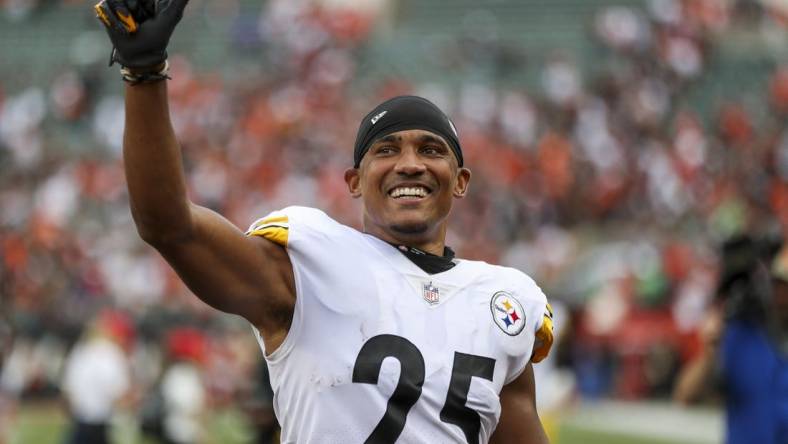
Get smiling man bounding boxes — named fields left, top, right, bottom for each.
left=96, top=1, right=554, bottom=443
left=346, top=96, right=470, bottom=255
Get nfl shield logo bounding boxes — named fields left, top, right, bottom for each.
left=423, top=282, right=440, bottom=305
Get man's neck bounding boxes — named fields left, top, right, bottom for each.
left=363, top=225, right=446, bottom=256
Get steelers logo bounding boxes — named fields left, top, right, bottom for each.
left=490, top=291, right=526, bottom=336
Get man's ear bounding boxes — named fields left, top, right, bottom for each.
left=453, top=167, right=471, bottom=198
left=344, top=167, right=362, bottom=198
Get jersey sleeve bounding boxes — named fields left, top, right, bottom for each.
left=246, top=210, right=290, bottom=247
left=532, top=302, right=554, bottom=363
left=512, top=272, right=554, bottom=365
left=245, top=206, right=345, bottom=248
left=496, top=269, right=555, bottom=384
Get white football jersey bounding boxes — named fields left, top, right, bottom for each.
left=247, top=206, right=553, bottom=444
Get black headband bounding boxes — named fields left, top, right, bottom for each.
left=353, top=95, right=463, bottom=168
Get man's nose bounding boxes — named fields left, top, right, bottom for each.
left=393, top=148, right=426, bottom=175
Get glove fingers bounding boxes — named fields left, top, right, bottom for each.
left=107, top=0, right=139, bottom=33
left=126, top=0, right=143, bottom=21
left=94, top=0, right=127, bottom=34
left=140, top=0, right=157, bottom=20
left=125, top=0, right=155, bottom=22
left=160, top=0, right=189, bottom=23
left=94, top=1, right=112, bottom=28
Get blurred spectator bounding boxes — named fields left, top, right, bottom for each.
left=60, top=310, right=135, bottom=444
left=673, top=236, right=788, bottom=444
left=141, top=328, right=208, bottom=444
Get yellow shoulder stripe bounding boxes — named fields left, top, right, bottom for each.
left=247, top=215, right=289, bottom=247
left=260, top=215, right=288, bottom=225
left=532, top=303, right=554, bottom=363
left=248, top=225, right=288, bottom=247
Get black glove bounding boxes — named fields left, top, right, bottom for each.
left=126, top=0, right=158, bottom=23
left=95, top=0, right=189, bottom=69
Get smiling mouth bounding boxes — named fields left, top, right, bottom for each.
left=388, top=185, right=432, bottom=199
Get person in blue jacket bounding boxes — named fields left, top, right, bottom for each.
left=674, top=235, right=788, bottom=444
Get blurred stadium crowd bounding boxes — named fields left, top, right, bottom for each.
left=2, top=0, right=788, bottom=441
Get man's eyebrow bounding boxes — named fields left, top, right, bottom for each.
left=419, top=134, right=449, bottom=147
left=373, top=134, right=401, bottom=145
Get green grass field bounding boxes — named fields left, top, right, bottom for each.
left=5, top=401, right=716, bottom=444
left=557, top=427, right=686, bottom=444
left=7, top=403, right=255, bottom=444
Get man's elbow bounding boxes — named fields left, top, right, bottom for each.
left=130, top=205, right=196, bottom=247
left=133, top=217, right=195, bottom=248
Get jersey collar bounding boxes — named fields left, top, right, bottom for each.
left=362, top=233, right=480, bottom=281
left=389, top=243, right=457, bottom=275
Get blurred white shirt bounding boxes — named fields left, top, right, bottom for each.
left=162, top=362, right=205, bottom=444
left=62, top=337, right=129, bottom=423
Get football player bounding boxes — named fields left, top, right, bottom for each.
left=95, top=1, right=554, bottom=442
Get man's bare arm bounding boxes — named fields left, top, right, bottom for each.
left=491, top=363, right=550, bottom=444
left=123, top=81, right=294, bottom=338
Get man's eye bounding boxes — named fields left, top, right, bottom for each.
left=377, top=146, right=396, bottom=154
left=422, top=146, right=442, bottom=155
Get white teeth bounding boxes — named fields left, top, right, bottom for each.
left=390, top=186, right=428, bottom=198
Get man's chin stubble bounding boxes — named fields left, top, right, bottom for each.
left=389, top=222, right=429, bottom=236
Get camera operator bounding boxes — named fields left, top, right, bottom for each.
left=673, top=235, right=788, bottom=444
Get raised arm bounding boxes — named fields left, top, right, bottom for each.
left=124, top=83, right=294, bottom=330
left=96, top=0, right=294, bottom=345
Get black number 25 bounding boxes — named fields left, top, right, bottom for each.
left=352, top=334, right=496, bottom=444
